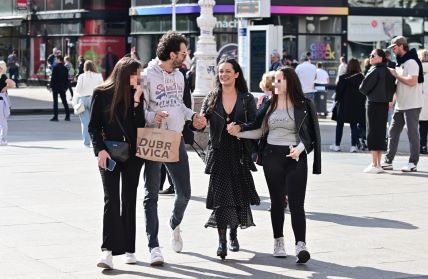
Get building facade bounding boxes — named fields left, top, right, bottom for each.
left=130, top=0, right=428, bottom=84
left=0, top=0, right=131, bottom=83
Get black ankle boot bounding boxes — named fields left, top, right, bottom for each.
left=421, top=145, right=427, bottom=154
left=217, top=228, right=227, bottom=260
left=228, top=228, right=239, bottom=252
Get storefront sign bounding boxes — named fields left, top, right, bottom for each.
left=310, top=41, right=335, bottom=60
left=16, top=0, right=27, bottom=9
left=235, top=0, right=271, bottom=18
left=215, top=19, right=238, bottom=29
left=348, top=16, right=402, bottom=42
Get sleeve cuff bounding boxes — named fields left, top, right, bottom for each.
left=296, top=142, right=305, bottom=153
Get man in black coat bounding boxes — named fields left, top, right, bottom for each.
left=49, top=55, right=70, bottom=121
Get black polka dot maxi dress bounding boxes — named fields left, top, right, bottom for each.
left=204, top=109, right=260, bottom=229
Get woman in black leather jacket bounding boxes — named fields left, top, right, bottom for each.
left=359, top=49, right=396, bottom=173
left=89, top=57, right=145, bottom=269
left=196, top=57, right=260, bottom=260
left=228, top=66, right=321, bottom=264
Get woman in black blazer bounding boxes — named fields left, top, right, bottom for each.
left=88, top=57, right=145, bottom=269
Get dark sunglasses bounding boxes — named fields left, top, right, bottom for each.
left=369, top=54, right=376, bottom=58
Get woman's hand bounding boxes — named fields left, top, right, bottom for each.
left=134, top=84, right=143, bottom=103
left=227, top=122, right=241, bottom=136
left=97, top=150, right=111, bottom=169
left=287, top=147, right=301, bottom=161
left=155, top=111, right=169, bottom=124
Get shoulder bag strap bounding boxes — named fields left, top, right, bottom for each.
left=114, top=114, right=131, bottom=143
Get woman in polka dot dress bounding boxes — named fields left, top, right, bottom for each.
left=195, top=57, right=260, bottom=260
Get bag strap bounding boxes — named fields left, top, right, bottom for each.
left=114, top=114, right=131, bottom=143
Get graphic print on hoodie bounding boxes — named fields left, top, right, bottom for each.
left=142, top=59, right=195, bottom=133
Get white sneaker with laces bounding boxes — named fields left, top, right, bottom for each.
left=171, top=225, right=183, bottom=253
left=150, top=247, right=164, bottom=266
left=97, top=250, right=113, bottom=269
left=329, top=145, right=341, bottom=152
left=350, top=146, right=358, bottom=153
left=401, top=162, right=417, bottom=172
left=381, top=162, right=393, bottom=170
left=273, top=237, right=287, bottom=258
left=123, top=252, right=137, bottom=264
left=295, top=241, right=311, bottom=264
left=363, top=164, right=384, bottom=174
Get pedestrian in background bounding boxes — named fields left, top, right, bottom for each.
left=88, top=57, right=145, bottom=270
left=417, top=49, right=428, bottom=154
left=7, top=49, right=19, bottom=88
left=359, top=49, right=396, bottom=173
left=330, top=58, right=365, bottom=153
left=72, top=60, right=103, bottom=147
left=295, top=53, right=317, bottom=101
left=382, top=36, right=424, bottom=172
left=228, top=66, right=321, bottom=264
left=335, top=56, right=347, bottom=84
left=0, top=61, right=15, bottom=146
left=64, top=56, right=75, bottom=98
left=257, top=71, right=275, bottom=108
left=269, top=50, right=283, bottom=71
left=76, top=56, right=85, bottom=78
left=197, top=57, right=260, bottom=260
left=49, top=55, right=70, bottom=122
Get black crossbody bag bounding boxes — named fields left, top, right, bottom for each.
left=104, top=115, right=131, bottom=162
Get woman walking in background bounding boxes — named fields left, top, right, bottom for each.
left=228, top=67, right=321, bottom=264
left=195, top=57, right=260, bottom=260
left=88, top=57, right=145, bottom=269
left=330, top=58, right=366, bottom=152
left=359, top=49, right=396, bottom=173
left=418, top=49, right=428, bottom=154
left=72, top=60, right=103, bottom=147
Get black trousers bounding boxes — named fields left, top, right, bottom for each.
left=160, top=163, right=174, bottom=190
left=52, top=90, right=70, bottom=118
left=263, top=144, right=308, bottom=244
left=99, top=157, right=144, bottom=255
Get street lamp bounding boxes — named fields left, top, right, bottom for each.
left=172, top=0, right=178, bottom=31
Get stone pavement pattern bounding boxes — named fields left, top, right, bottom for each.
left=1, top=111, right=428, bottom=278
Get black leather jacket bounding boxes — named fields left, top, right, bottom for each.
left=200, top=90, right=257, bottom=152
left=241, top=97, right=321, bottom=174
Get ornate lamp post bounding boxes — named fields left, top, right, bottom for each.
left=192, top=0, right=217, bottom=97
left=172, top=0, right=178, bottom=31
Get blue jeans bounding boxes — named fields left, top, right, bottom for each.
left=335, top=121, right=360, bottom=146
left=143, top=138, right=191, bottom=249
left=77, top=96, right=92, bottom=146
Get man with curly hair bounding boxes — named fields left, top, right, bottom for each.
left=141, top=31, right=206, bottom=265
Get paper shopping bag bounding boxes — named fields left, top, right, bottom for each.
left=136, top=127, right=181, bottom=162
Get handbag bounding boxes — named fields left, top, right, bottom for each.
left=73, top=102, right=85, bottom=115
left=255, top=132, right=268, bottom=166
left=104, top=115, right=131, bottom=163
left=136, top=122, right=182, bottom=163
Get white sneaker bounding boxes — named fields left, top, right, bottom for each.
left=350, top=146, right=358, bottom=153
left=97, top=250, right=113, bottom=269
left=401, top=162, right=417, bottom=172
left=123, top=252, right=137, bottom=264
left=150, top=247, right=164, bottom=266
left=329, top=145, right=341, bottom=152
left=171, top=225, right=183, bottom=253
left=363, top=164, right=384, bottom=174
left=295, top=241, right=310, bottom=264
left=273, top=237, right=287, bottom=258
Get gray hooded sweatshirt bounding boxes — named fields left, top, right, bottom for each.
left=142, top=59, right=195, bottom=133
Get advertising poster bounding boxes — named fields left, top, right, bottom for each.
left=32, top=38, right=48, bottom=79
left=348, top=16, right=402, bottom=42
left=78, top=36, right=125, bottom=79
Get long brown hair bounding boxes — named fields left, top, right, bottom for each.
left=97, top=57, right=142, bottom=122
left=263, top=67, right=305, bottom=129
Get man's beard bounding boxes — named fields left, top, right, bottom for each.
left=173, top=59, right=183, bottom=69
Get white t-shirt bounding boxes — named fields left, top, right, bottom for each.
left=295, top=61, right=317, bottom=93
left=315, top=68, right=329, bottom=91
left=396, top=59, right=423, bottom=110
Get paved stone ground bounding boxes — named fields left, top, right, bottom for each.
left=0, top=115, right=427, bottom=279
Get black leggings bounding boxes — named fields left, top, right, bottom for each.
left=263, top=144, right=308, bottom=244
left=420, top=120, right=428, bottom=147
left=99, top=157, right=144, bottom=255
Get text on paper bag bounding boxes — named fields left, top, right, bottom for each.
left=137, top=138, right=172, bottom=159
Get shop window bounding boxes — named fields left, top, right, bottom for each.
left=46, top=0, right=62, bottom=10
left=0, top=1, right=13, bottom=15
left=132, top=15, right=198, bottom=34
left=134, top=0, right=198, bottom=5
left=44, top=23, right=62, bottom=35
left=272, top=15, right=298, bottom=34
left=403, top=17, right=424, bottom=36
left=83, top=0, right=127, bottom=10
left=299, top=35, right=341, bottom=81
left=62, top=22, right=81, bottom=35
left=298, top=16, right=342, bottom=34
left=349, top=0, right=428, bottom=8
left=31, top=0, right=46, bottom=12
left=63, top=0, right=79, bottom=9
